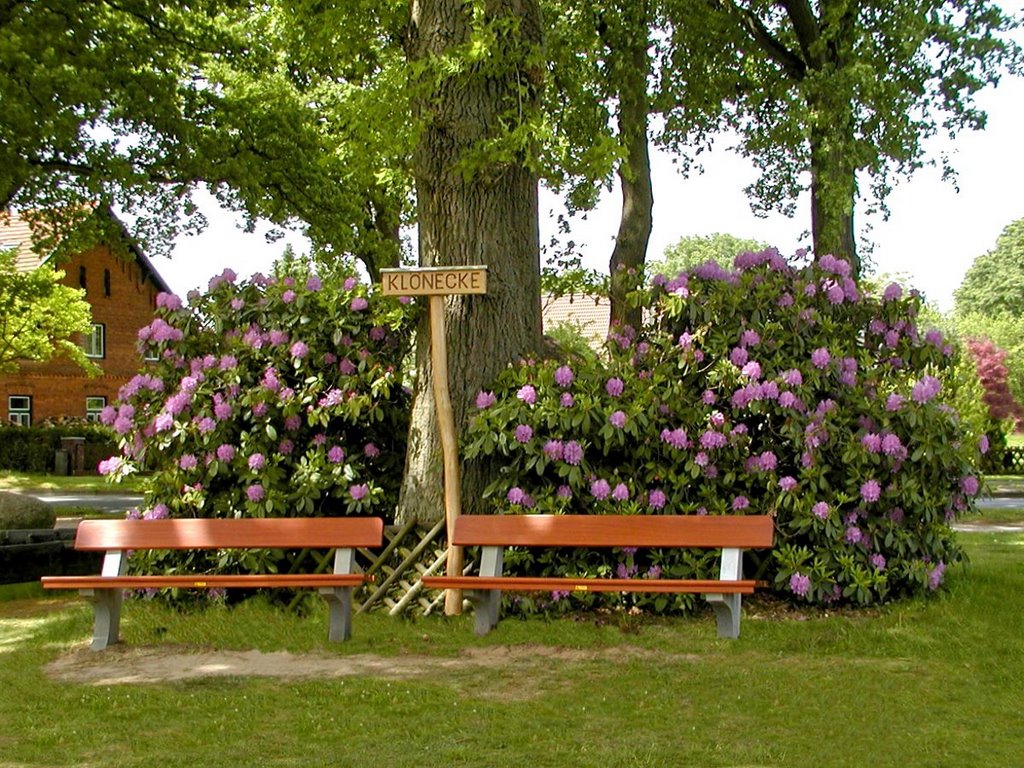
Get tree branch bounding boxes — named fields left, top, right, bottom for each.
left=715, top=0, right=807, bottom=81
left=779, top=0, right=823, bottom=68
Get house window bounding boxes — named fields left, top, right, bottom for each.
left=8, top=396, right=32, bottom=426
left=84, top=323, right=105, bottom=358
left=103, top=269, right=111, bottom=297
left=79, top=266, right=87, bottom=289
left=85, top=396, right=107, bottom=422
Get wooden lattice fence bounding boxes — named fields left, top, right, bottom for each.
left=998, top=446, right=1024, bottom=475
left=285, top=520, right=464, bottom=617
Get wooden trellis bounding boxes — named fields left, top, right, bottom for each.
left=285, top=521, right=463, bottom=616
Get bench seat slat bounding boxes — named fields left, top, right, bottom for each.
left=71, top=517, right=384, bottom=551
left=42, top=574, right=368, bottom=590
left=451, top=514, right=774, bottom=549
left=422, top=576, right=758, bottom=594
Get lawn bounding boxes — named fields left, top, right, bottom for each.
left=0, top=471, right=144, bottom=495
left=1, top=531, right=1022, bottom=767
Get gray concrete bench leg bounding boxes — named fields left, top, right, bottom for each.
left=81, top=588, right=123, bottom=651
left=320, top=547, right=358, bottom=642
left=470, top=545, right=504, bottom=635
left=319, top=587, right=353, bottom=642
left=706, top=546, right=744, bottom=639
left=706, top=592, right=741, bottom=639
left=469, top=589, right=501, bottom=635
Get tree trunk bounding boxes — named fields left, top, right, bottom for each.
left=808, top=99, right=859, bottom=275
left=802, top=1, right=860, bottom=275
left=398, top=0, right=544, bottom=525
left=606, top=3, right=653, bottom=333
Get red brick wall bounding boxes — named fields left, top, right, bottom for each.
left=0, top=245, right=163, bottom=423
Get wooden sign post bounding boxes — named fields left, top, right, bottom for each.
left=380, top=266, right=488, bottom=615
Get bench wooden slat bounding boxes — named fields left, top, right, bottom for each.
left=422, top=576, right=758, bottom=594
left=41, top=573, right=368, bottom=590
left=451, top=514, right=774, bottom=548
left=71, top=517, right=384, bottom=551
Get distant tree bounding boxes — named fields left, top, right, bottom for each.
left=951, top=311, right=1024, bottom=416
left=0, top=248, right=97, bottom=375
left=650, top=232, right=771, bottom=277
left=955, top=217, right=1024, bottom=317
left=964, top=338, right=1024, bottom=431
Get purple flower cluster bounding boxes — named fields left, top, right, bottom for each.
left=911, top=375, right=941, bottom=403
left=554, top=365, right=574, bottom=387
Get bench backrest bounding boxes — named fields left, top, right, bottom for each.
left=451, top=514, right=774, bottom=549
left=73, top=517, right=384, bottom=551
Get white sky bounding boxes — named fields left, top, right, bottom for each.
left=156, top=30, right=1024, bottom=313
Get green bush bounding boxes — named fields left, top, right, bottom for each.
left=99, top=260, right=416, bottom=588
left=466, top=251, right=985, bottom=609
left=0, top=423, right=114, bottom=473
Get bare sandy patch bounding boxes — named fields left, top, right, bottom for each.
left=44, top=643, right=698, bottom=687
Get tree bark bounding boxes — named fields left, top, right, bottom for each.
left=606, top=3, right=653, bottom=333
left=399, top=0, right=544, bottom=525
left=809, top=115, right=858, bottom=273
left=792, top=0, right=860, bottom=274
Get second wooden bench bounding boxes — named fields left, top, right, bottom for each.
left=41, top=517, right=383, bottom=650
left=423, top=514, right=774, bottom=638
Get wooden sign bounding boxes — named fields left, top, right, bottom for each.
left=379, top=265, right=487, bottom=615
left=380, top=266, right=487, bottom=296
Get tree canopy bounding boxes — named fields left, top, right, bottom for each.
left=3, top=1, right=1018, bottom=281
left=0, top=0, right=411, bottom=276
left=661, top=0, right=1022, bottom=274
left=651, top=232, right=772, bottom=275
left=955, top=217, right=1024, bottom=317
left=0, top=248, right=97, bottom=375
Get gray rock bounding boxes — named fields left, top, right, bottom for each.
left=0, top=491, right=57, bottom=531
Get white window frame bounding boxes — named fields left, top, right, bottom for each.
left=84, top=323, right=105, bottom=359
left=85, top=396, right=107, bottom=422
left=8, top=395, right=32, bottom=426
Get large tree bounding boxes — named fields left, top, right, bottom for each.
left=953, top=217, right=1024, bottom=408
left=686, top=0, right=1021, bottom=273
left=539, top=1, right=729, bottom=329
left=0, top=0, right=410, bottom=277
left=398, top=0, right=545, bottom=524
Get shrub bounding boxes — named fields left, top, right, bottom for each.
left=99, top=261, right=415, bottom=583
left=964, top=338, right=1024, bottom=430
left=466, top=250, right=985, bottom=609
left=0, top=423, right=115, bottom=473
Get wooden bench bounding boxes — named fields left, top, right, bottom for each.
left=41, top=517, right=383, bottom=650
left=422, top=514, right=774, bottom=638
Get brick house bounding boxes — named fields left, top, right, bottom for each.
left=0, top=210, right=170, bottom=425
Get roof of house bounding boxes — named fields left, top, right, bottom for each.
left=1, top=209, right=171, bottom=294
left=541, top=292, right=610, bottom=342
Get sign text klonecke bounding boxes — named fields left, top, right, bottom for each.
left=380, top=267, right=488, bottom=296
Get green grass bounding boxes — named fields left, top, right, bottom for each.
left=1005, top=433, right=1024, bottom=449
left=2, top=533, right=1023, bottom=767
left=0, top=471, right=144, bottom=494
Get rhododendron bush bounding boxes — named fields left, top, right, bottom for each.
left=466, top=251, right=986, bottom=607
left=101, top=263, right=414, bottom=535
